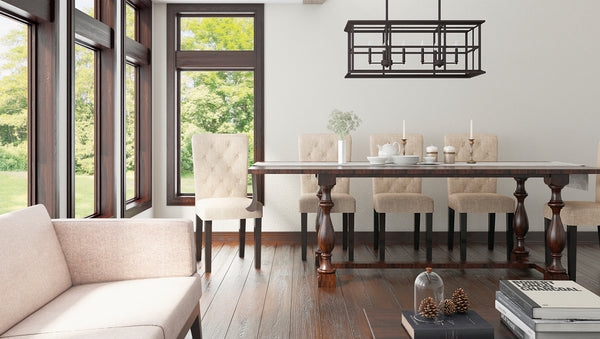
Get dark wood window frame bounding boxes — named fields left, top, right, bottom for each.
left=68, top=0, right=116, bottom=218
left=122, top=0, right=151, bottom=217
left=0, top=0, right=58, bottom=217
left=166, top=4, right=265, bottom=206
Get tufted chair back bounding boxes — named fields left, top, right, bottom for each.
left=597, top=141, right=600, bottom=202
left=370, top=133, right=423, bottom=194
left=299, top=134, right=351, bottom=195
left=192, top=134, right=249, bottom=200
left=445, top=133, right=498, bottom=195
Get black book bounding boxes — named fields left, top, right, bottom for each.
left=400, top=310, right=493, bottom=339
left=499, top=280, right=600, bottom=320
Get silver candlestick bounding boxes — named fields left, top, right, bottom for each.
left=401, top=138, right=407, bottom=156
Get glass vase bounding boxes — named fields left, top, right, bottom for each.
left=414, top=267, right=444, bottom=322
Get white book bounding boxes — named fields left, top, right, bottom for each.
left=496, top=291, right=600, bottom=332
left=497, top=301, right=600, bottom=339
left=499, top=280, right=600, bottom=319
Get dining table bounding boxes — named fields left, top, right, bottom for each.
left=247, top=161, right=600, bottom=288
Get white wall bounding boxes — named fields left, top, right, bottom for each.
left=153, top=0, right=600, bottom=232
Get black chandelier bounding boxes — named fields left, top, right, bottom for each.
left=345, top=0, right=485, bottom=78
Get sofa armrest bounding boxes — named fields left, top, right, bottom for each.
left=52, top=218, right=196, bottom=285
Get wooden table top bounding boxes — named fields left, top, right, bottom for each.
left=249, top=161, right=600, bottom=178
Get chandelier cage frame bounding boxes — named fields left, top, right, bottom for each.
left=345, top=0, right=485, bottom=78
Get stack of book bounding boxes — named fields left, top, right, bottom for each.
left=496, top=280, right=600, bottom=339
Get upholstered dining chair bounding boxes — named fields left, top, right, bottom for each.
left=445, top=134, right=515, bottom=262
left=543, top=141, right=600, bottom=281
left=370, top=133, right=434, bottom=261
left=192, top=134, right=263, bottom=273
left=298, top=134, right=356, bottom=261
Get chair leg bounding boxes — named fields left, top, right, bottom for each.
left=349, top=213, right=355, bottom=261
left=204, top=220, right=212, bottom=273
left=254, top=218, right=262, bottom=269
left=239, top=219, right=246, bottom=258
left=374, top=209, right=379, bottom=250
left=195, top=215, right=203, bottom=261
left=190, top=315, right=202, bottom=339
left=506, top=213, right=514, bottom=261
left=379, top=213, right=386, bottom=262
left=342, top=213, right=348, bottom=250
left=597, top=225, right=600, bottom=247
left=426, top=213, right=433, bottom=262
left=460, top=213, right=467, bottom=262
left=301, top=213, right=308, bottom=261
left=448, top=207, right=455, bottom=250
left=488, top=213, right=496, bottom=250
left=414, top=213, right=421, bottom=250
left=544, top=218, right=551, bottom=267
left=567, top=225, right=577, bottom=281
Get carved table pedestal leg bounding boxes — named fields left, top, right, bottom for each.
left=511, top=177, right=530, bottom=262
left=543, top=175, right=570, bottom=280
left=315, top=186, right=323, bottom=268
left=317, top=174, right=337, bottom=288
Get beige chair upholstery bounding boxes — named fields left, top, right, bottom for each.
left=369, top=134, right=434, bottom=261
left=0, top=205, right=202, bottom=339
left=192, top=133, right=262, bottom=273
left=298, top=134, right=356, bottom=261
left=444, top=134, right=515, bottom=261
left=541, top=141, right=600, bottom=281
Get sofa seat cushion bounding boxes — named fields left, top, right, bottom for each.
left=0, top=205, right=72, bottom=335
left=448, top=193, right=515, bottom=213
left=195, top=197, right=262, bottom=221
left=0, top=326, right=164, bottom=339
left=373, top=193, right=434, bottom=213
left=1, top=275, right=202, bottom=339
left=299, top=193, right=356, bottom=213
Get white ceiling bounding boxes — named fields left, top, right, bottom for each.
left=151, top=0, right=305, bottom=3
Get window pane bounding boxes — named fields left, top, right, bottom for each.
left=179, top=17, right=254, bottom=51
left=125, top=3, right=136, bottom=41
left=125, top=64, right=136, bottom=201
left=75, top=0, right=95, bottom=17
left=0, top=15, right=28, bottom=215
left=179, top=71, right=254, bottom=194
left=74, top=44, right=96, bottom=218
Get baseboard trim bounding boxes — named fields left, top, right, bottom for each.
left=206, top=231, right=599, bottom=244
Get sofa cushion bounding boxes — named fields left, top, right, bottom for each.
left=0, top=205, right=72, bottom=335
left=0, top=275, right=201, bottom=339
left=0, top=326, right=164, bottom=339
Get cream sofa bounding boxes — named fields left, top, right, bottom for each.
left=0, top=205, right=202, bottom=339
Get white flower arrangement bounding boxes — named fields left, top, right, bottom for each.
left=327, top=109, right=362, bottom=140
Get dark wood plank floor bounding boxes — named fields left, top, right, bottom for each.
left=193, top=238, right=600, bottom=339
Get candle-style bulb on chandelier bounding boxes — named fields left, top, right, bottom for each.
left=345, top=0, right=485, bottom=78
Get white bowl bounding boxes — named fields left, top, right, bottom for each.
left=391, top=155, right=419, bottom=165
left=367, top=156, right=387, bottom=165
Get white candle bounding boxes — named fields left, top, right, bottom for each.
left=402, top=120, right=406, bottom=139
left=469, top=120, right=473, bottom=139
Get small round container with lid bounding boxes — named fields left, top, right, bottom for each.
left=443, top=146, right=456, bottom=164
left=425, top=145, right=439, bottom=161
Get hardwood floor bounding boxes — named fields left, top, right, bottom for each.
left=192, top=237, right=600, bottom=339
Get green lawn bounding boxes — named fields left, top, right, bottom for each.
left=0, top=171, right=96, bottom=217
left=0, top=171, right=28, bottom=215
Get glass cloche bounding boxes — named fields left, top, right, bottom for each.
left=414, top=267, right=444, bottom=322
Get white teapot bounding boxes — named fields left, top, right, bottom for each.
left=377, top=142, right=401, bottom=157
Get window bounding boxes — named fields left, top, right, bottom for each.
left=0, top=15, right=29, bottom=215
left=166, top=4, right=264, bottom=205
left=0, top=1, right=57, bottom=217
left=69, top=0, right=116, bottom=218
left=73, top=44, right=97, bottom=218
left=75, top=0, right=95, bottom=17
left=122, top=0, right=151, bottom=217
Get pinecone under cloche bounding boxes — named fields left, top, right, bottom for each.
left=439, top=298, right=456, bottom=316
left=451, top=288, right=471, bottom=313
left=418, top=297, right=439, bottom=319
